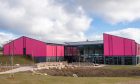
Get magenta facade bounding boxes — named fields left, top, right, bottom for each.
left=56, top=46, right=64, bottom=57
left=3, top=34, right=140, bottom=64
left=3, top=44, right=10, bottom=56
left=103, top=33, right=140, bottom=65
left=46, top=45, right=64, bottom=57
left=25, top=37, right=46, bottom=57
left=104, top=33, right=138, bottom=57
left=3, top=36, right=64, bottom=62
left=3, top=37, right=24, bottom=56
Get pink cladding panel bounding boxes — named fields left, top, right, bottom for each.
left=104, top=33, right=137, bottom=57
left=3, top=37, right=24, bottom=56
left=3, top=44, right=10, bottom=55
left=112, top=35, right=124, bottom=56
left=3, top=36, right=64, bottom=58
left=46, top=45, right=64, bottom=57
left=25, top=37, right=46, bottom=57
left=57, top=46, right=64, bottom=57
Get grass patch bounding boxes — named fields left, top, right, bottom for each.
left=101, top=65, right=139, bottom=70
left=0, top=67, right=13, bottom=72
left=0, top=55, right=34, bottom=65
left=0, top=72, right=140, bottom=84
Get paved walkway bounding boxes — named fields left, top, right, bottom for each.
left=0, top=64, right=105, bottom=75
left=0, top=66, right=34, bottom=75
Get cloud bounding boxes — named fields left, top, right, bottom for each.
left=87, top=34, right=103, bottom=41
left=1, top=0, right=139, bottom=46
left=0, top=32, right=16, bottom=46
left=106, top=28, right=140, bottom=43
left=87, top=28, right=140, bottom=44
left=0, top=0, right=92, bottom=43
left=76, top=0, right=140, bottom=24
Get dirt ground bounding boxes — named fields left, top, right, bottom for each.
left=36, top=66, right=140, bottom=77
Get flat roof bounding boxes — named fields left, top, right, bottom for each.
left=46, top=42, right=65, bottom=45
left=65, top=40, right=103, bottom=46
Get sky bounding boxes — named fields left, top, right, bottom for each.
left=0, top=0, right=140, bottom=46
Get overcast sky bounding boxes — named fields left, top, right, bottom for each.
left=0, top=0, right=140, bottom=46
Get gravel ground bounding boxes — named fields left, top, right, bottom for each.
left=0, top=66, right=34, bottom=74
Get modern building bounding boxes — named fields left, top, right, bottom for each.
left=104, top=34, right=140, bottom=65
left=3, top=33, right=140, bottom=65
left=3, top=36, right=64, bottom=63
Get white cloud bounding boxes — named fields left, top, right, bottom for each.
left=87, top=34, right=103, bottom=41
left=0, top=32, right=16, bottom=46
left=1, top=0, right=139, bottom=46
left=106, top=28, right=140, bottom=43
left=76, top=0, right=140, bottom=24
left=87, top=28, right=140, bottom=44
left=0, top=0, right=92, bottom=44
